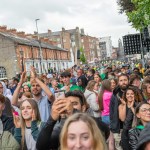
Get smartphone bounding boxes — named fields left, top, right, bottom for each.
left=54, top=90, right=65, bottom=99
left=13, top=111, right=19, bottom=116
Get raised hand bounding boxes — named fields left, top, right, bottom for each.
left=120, top=98, right=126, bottom=105
left=13, top=113, right=21, bottom=128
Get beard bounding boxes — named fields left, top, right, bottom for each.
left=120, top=84, right=128, bottom=90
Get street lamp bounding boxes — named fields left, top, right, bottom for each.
left=19, top=49, right=24, bottom=72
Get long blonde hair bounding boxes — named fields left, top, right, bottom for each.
left=19, top=99, right=41, bottom=149
left=60, top=113, right=107, bottom=150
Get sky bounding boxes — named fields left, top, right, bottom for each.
left=0, top=0, right=137, bottom=46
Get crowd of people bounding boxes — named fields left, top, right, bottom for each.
left=1, top=62, right=150, bottom=150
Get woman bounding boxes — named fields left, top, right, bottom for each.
left=129, top=102, right=150, bottom=150
left=94, top=74, right=102, bottom=87
left=99, top=79, right=112, bottom=125
left=60, top=113, right=107, bottom=150
left=84, top=80, right=100, bottom=118
left=22, top=84, right=30, bottom=92
left=77, top=75, right=87, bottom=92
left=14, top=99, right=44, bottom=150
left=118, top=87, right=143, bottom=150
left=142, top=81, right=150, bottom=102
left=109, top=78, right=117, bottom=91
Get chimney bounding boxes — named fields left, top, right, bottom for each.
left=48, top=29, right=52, bottom=34
left=17, top=31, right=26, bottom=38
left=7, top=29, right=17, bottom=34
left=0, top=25, right=7, bottom=32
left=62, top=27, right=65, bottom=32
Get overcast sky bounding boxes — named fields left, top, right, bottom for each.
left=0, top=0, right=137, bottom=46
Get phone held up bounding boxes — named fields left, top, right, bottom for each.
left=54, top=90, right=65, bottom=100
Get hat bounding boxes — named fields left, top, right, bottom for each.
left=0, top=94, right=5, bottom=103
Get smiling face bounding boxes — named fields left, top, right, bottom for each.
left=126, top=89, right=135, bottom=103
left=67, top=120, right=93, bottom=150
left=118, top=75, right=129, bottom=90
left=137, top=104, right=150, bottom=125
left=20, top=100, right=33, bottom=121
left=31, top=82, right=42, bottom=96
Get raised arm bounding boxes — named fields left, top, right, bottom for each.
left=11, top=72, right=26, bottom=107
left=118, top=98, right=126, bottom=122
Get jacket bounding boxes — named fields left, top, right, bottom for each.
left=110, top=86, right=123, bottom=133
left=84, top=89, right=100, bottom=118
left=129, top=126, right=143, bottom=150
left=0, top=114, right=20, bottom=150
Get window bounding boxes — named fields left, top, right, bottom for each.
left=0, top=67, right=7, bottom=79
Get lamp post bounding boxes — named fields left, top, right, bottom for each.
left=35, top=18, right=42, bottom=74
left=19, top=49, right=24, bottom=72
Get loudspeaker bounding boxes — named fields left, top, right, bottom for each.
left=77, top=49, right=80, bottom=59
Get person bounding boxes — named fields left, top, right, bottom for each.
left=22, top=84, right=30, bottom=92
left=0, top=94, right=20, bottom=149
left=94, top=74, right=102, bottom=91
left=109, top=78, right=118, bottom=91
left=118, top=86, right=143, bottom=150
left=0, top=81, right=12, bottom=101
left=77, top=68, right=88, bottom=86
left=10, top=77, right=19, bottom=95
left=129, top=74, right=141, bottom=88
left=60, top=71, right=82, bottom=92
left=87, top=69, right=95, bottom=82
left=36, top=90, right=110, bottom=150
left=13, top=99, right=44, bottom=150
left=84, top=80, right=100, bottom=118
left=129, top=102, right=150, bottom=150
left=99, top=79, right=112, bottom=125
left=60, top=113, right=107, bottom=150
left=142, top=80, right=150, bottom=102
left=136, top=122, right=150, bottom=150
left=49, top=78, right=59, bottom=95
left=12, top=67, right=54, bottom=122
left=110, top=73, right=129, bottom=150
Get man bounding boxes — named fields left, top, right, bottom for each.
left=110, top=74, right=129, bottom=150
left=60, top=71, right=82, bottom=92
left=36, top=90, right=110, bottom=150
left=0, top=94, right=20, bottom=149
left=12, top=68, right=54, bottom=122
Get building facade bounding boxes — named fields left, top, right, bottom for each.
left=0, top=26, right=71, bottom=79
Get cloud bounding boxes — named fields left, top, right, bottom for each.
left=0, top=0, right=136, bottom=46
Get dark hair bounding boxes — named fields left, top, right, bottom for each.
left=65, top=90, right=86, bottom=106
left=134, top=102, right=150, bottom=126
left=98, top=79, right=112, bottom=111
left=122, top=86, right=143, bottom=103
left=88, top=69, right=95, bottom=75
left=61, top=71, right=71, bottom=78
left=0, top=94, right=6, bottom=103
left=129, top=74, right=141, bottom=85
left=118, top=73, right=129, bottom=81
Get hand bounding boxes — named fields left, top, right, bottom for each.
left=32, top=110, right=36, bottom=121
left=13, top=113, right=21, bottom=128
left=128, top=100, right=134, bottom=108
left=30, top=66, right=37, bottom=82
left=120, top=98, right=126, bottom=105
left=65, top=85, right=70, bottom=92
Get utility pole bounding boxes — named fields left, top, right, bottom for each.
left=35, top=19, right=43, bottom=74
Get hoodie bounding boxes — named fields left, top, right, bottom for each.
left=84, top=89, right=100, bottom=118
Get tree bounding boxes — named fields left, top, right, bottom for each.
left=117, top=0, right=150, bottom=31
left=79, top=47, right=86, bottom=64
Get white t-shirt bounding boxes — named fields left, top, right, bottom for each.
left=25, top=127, right=36, bottom=150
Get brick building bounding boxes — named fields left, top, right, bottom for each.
left=0, top=26, right=71, bottom=79
left=40, top=27, right=100, bottom=65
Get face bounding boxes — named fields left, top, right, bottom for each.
left=67, top=120, right=93, bottom=150
left=62, top=76, right=70, bottom=85
left=126, top=89, right=135, bottom=102
left=31, top=82, right=42, bottom=96
left=110, top=79, right=116, bottom=90
left=77, top=70, right=82, bottom=77
left=146, top=84, right=150, bottom=94
left=0, top=101, right=5, bottom=116
left=78, top=79, right=82, bottom=86
left=23, top=85, right=30, bottom=92
left=67, top=96, right=82, bottom=111
left=52, top=80, right=58, bottom=87
left=93, top=83, right=99, bottom=91
left=21, top=100, right=33, bottom=120
left=118, top=76, right=129, bottom=90
left=132, top=79, right=141, bottom=87
left=137, top=104, right=150, bottom=124
left=0, top=83, right=3, bottom=94
left=94, top=75, right=100, bottom=83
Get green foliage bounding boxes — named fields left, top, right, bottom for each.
left=117, top=0, right=150, bottom=31
left=79, top=47, right=86, bottom=64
